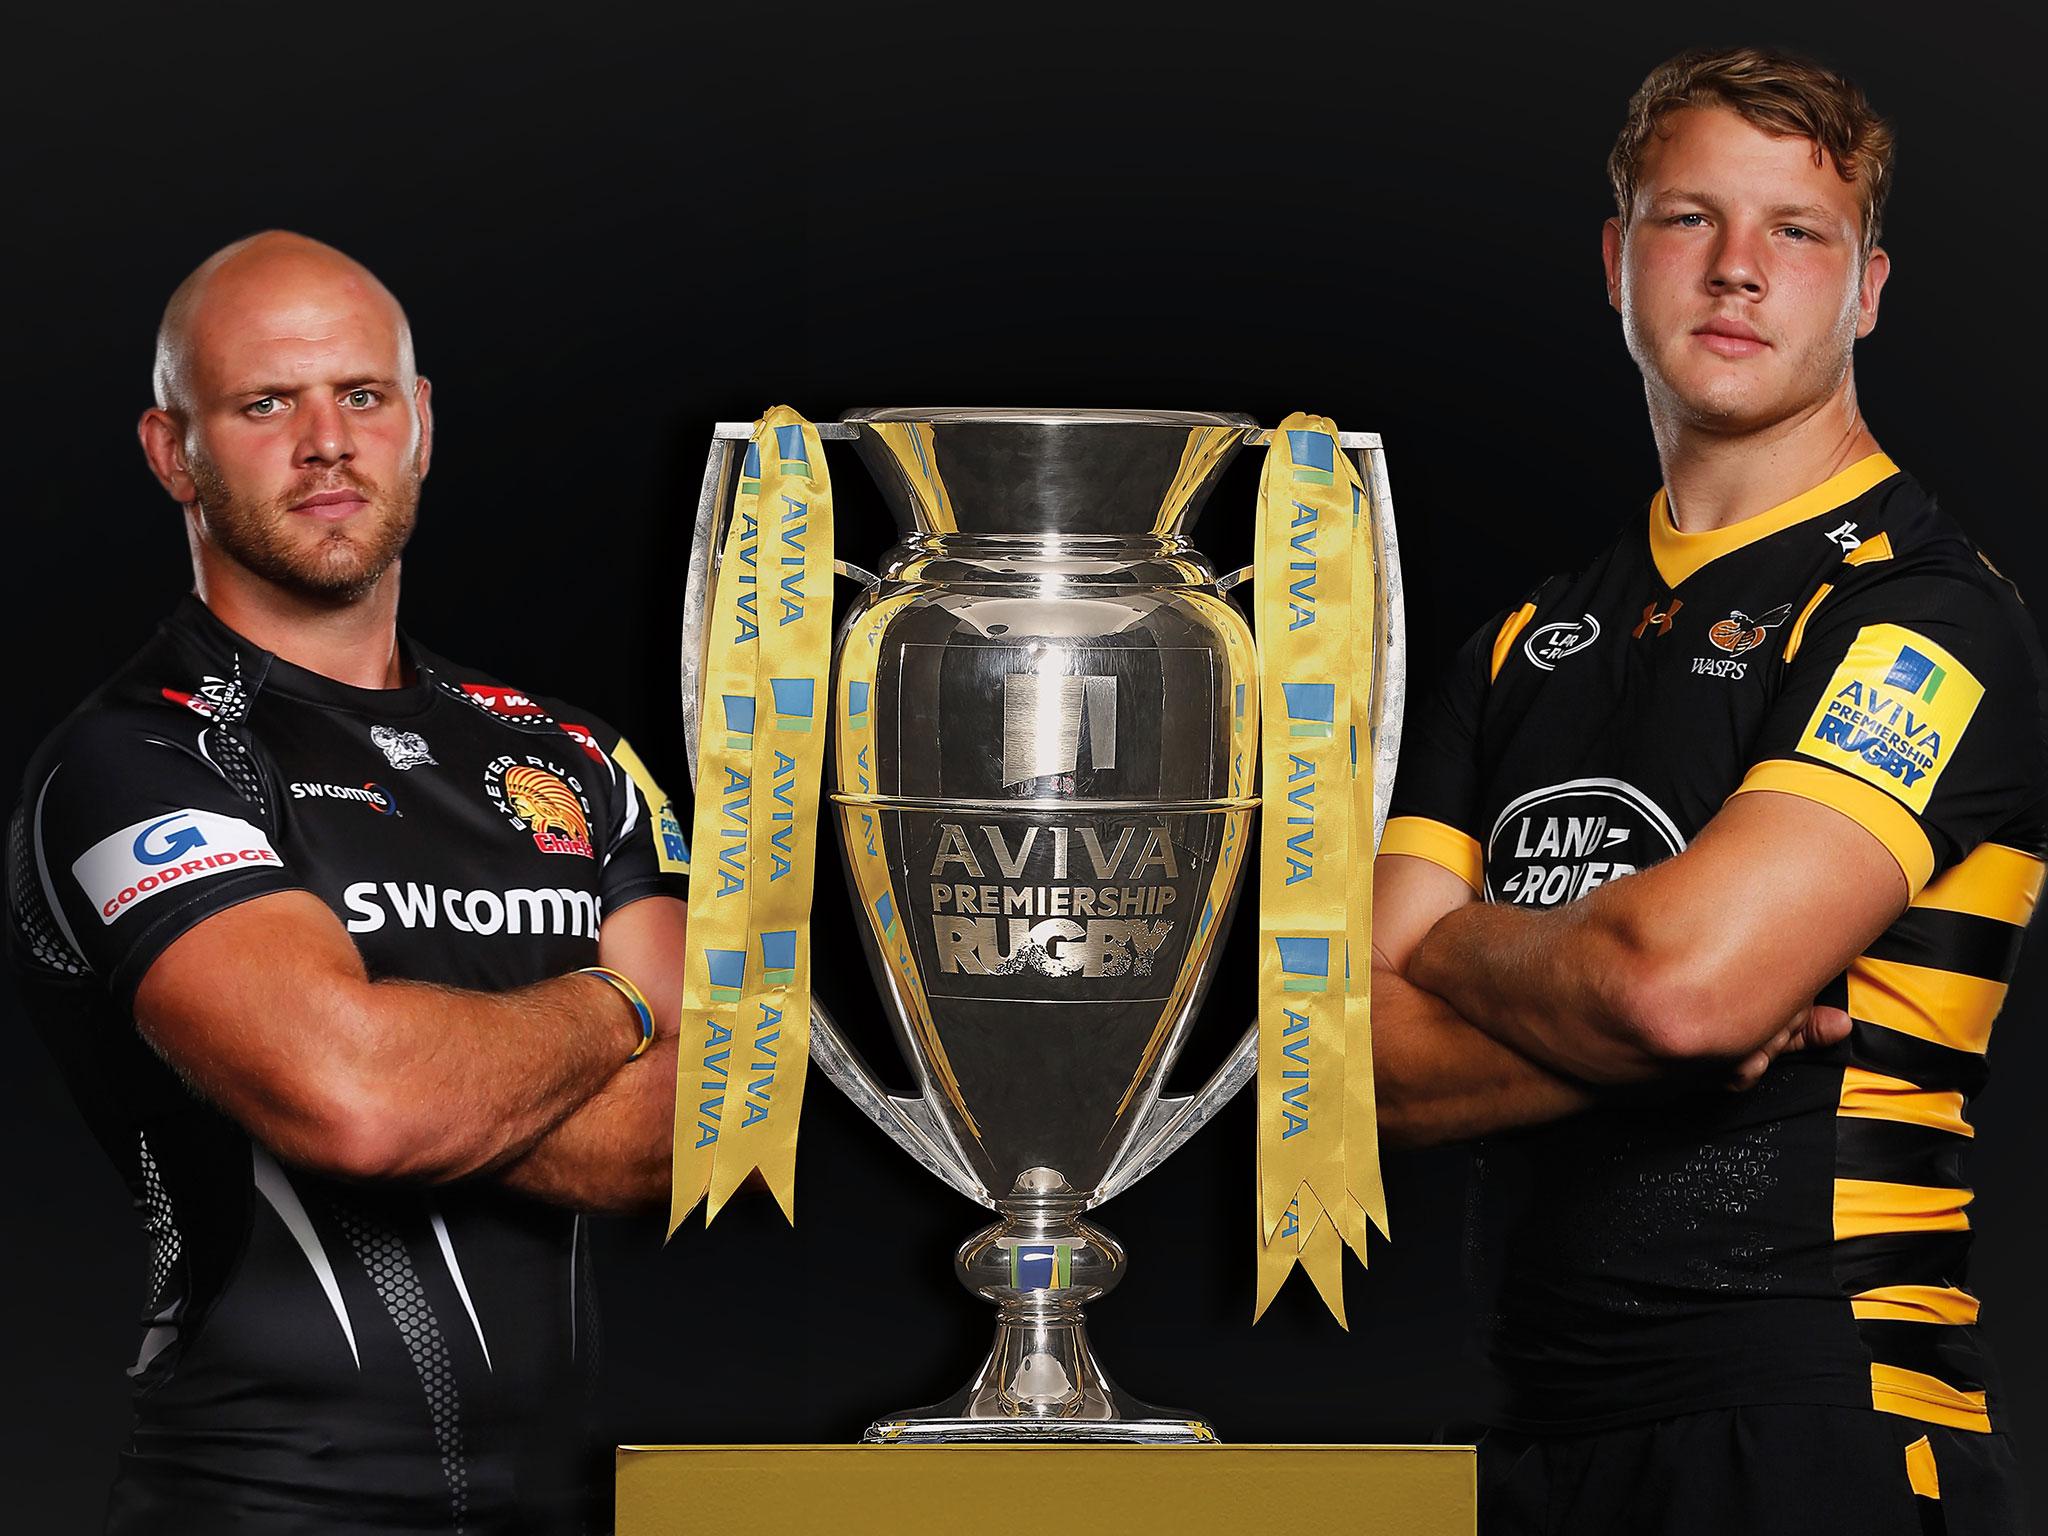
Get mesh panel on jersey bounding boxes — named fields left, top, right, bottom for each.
left=137, top=1132, right=184, bottom=1309
left=331, top=1202, right=469, bottom=1534
left=7, top=802, right=87, bottom=977
left=199, top=657, right=268, bottom=816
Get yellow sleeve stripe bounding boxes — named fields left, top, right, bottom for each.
left=1916, top=843, right=2045, bottom=926
left=1904, top=1435, right=1942, bottom=1498
left=1489, top=603, right=1537, bottom=683
left=611, top=736, right=691, bottom=876
left=1731, top=759, right=1935, bottom=895
left=1380, top=816, right=1484, bottom=895
left=1838, top=1068, right=1973, bottom=1137
left=1782, top=583, right=1833, bottom=663
left=1852, top=1284, right=1981, bottom=1326
left=1834, top=1177, right=1972, bottom=1239
left=1844, top=530, right=1896, bottom=567
left=1872, top=1364, right=1991, bottom=1433
left=1848, top=956, right=2004, bottom=1056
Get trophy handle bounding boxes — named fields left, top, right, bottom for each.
left=1093, top=438, right=1406, bottom=1206
left=681, top=424, right=993, bottom=1210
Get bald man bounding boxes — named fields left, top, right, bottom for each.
left=6, top=232, right=691, bottom=1534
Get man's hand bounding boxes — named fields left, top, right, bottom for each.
left=135, top=890, right=654, bottom=1185
left=496, top=894, right=687, bottom=1212
left=1726, top=1003, right=1853, bottom=1091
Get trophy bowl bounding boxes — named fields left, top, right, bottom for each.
left=681, top=408, right=1404, bottom=1443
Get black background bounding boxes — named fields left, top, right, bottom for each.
left=7, top=1, right=2043, bottom=1528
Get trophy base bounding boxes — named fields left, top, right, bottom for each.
left=861, top=1312, right=1216, bottom=1445
left=862, top=1415, right=1216, bottom=1445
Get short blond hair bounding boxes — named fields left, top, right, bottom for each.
left=1609, top=46, right=1896, bottom=252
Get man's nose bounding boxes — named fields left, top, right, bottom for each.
left=295, top=394, right=355, bottom=465
left=1706, top=221, right=1768, bottom=297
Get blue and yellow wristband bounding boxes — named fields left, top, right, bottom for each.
left=578, top=966, right=655, bottom=1061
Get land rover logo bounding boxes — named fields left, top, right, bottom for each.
left=1523, top=614, right=1602, bottom=672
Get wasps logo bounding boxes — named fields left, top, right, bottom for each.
left=484, top=755, right=595, bottom=858
left=1708, top=603, right=1794, bottom=656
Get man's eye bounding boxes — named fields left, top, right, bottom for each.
left=1780, top=226, right=1815, bottom=242
left=344, top=388, right=381, bottom=408
left=245, top=397, right=283, bottom=417
left=1669, top=213, right=1707, bottom=228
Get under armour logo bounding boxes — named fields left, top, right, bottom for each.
left=1633, top=600, right=1684, bottom=639
left=1825, top=521, right=1862, bottom=553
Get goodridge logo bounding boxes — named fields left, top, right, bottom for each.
left=72, top=809, right=282, bottom=924
left=1486, top=778, right=1684, bottom=907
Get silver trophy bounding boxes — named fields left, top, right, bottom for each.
left=682, top=409, right=1403, bottom=1443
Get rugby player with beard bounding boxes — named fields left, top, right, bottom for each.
left=1370, top=49, right=2041, bottom=1534
left=7, top=232, right=690, bottom=1532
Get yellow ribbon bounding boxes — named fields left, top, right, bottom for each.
left=672, top=407, right=833, bottom=1231
left=1251, top=414, right=1387, bottom=1325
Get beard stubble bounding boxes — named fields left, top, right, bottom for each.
left=188, top=453, right=421, bottom=604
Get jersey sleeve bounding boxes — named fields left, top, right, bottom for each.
left=1382, top=604, right=1524, bottom=894
left=13, top=713, right=302, bottom=1007
left=552, top=714, right=692, bottom=914
left=1729, top=563, right=2043, bottom=896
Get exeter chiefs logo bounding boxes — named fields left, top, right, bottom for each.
left=484, top=754, right=595, bottom=858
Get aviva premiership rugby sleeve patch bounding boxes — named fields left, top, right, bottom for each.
left=1797, top=623, right=1983, bottom=815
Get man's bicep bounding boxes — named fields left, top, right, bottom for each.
left=132, top=889, right=370, bottom=1154
left=597, top=894, right=686, bottom=1035
left=20, top=724, right=304, bottom=1003
left=1627, top=789, right=1906, bottom=1015
left=1373, top=850, right=1477, bottom=975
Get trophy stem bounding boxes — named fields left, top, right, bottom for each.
left=863, top=1170, right=1215, bottom=1444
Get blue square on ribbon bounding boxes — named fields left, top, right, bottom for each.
left=847, top=680, right=871, bottom=719
left=723, top=694, right=757, bottom=732
left=1287, top=429, right=1335, bottom=472
left=771, top=677, right=815, bottom=722
left=760, top=928, right=797, bottom=985
left=875, top=891, right=898, bottom=937
left=1283, top=681, right=1335, bottom=721
left=774, top=424, right=809, bottom=470
left=707, top=948, right=746, bottom=1001
left=1276, top=936, right=1330, bottom=992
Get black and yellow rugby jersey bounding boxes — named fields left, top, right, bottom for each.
left=1385, top=454, right=2048, bottom=1435
left=6, top=596, right=690, bottom=1533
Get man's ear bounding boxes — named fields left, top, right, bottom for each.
left=138, top=408, right=196, bottom=503
left=1601, top=218, right=1626, bottom=314
left=1855, top=245, right=1890, bottom=340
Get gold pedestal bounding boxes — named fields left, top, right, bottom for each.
left=615, top=1444, right=1475, bottom=1535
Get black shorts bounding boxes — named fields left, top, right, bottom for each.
left=1479, top=1405, right=2028, bottom=1536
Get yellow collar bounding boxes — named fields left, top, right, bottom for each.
left=1648, top=452, right=1900, bottom=587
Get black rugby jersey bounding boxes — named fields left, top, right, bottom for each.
left=1385, top=455, right=2048, bottom=1435
left=6, top=596, right=691, bottom=1533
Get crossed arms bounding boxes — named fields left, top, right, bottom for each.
left=1373, top=787, right=1905, bottom=1147
left=134, top=888, right=686, bottom=1212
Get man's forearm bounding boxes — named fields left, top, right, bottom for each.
left=1373, top=960, right=1593, bottom=1147
left=1404, top=898, right=1658, bottom=1085
left=331, top=970, right=648, bottom=1182
left=497, top=1035, right=677, bottom=1212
